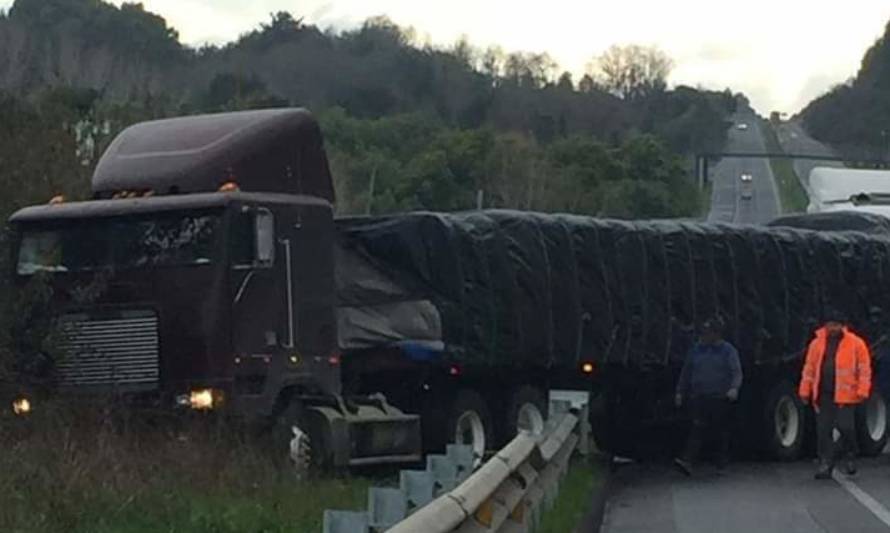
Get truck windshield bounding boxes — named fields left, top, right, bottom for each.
left=16, top=212, right=221, bottom=275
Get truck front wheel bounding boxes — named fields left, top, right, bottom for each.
left=269, top=401, right=332, bottom=476
left=763, top=381, right=806, bottom=460
left=856, top=390, right=889, bottom=457
left=447, top=389, right=494, bottom=465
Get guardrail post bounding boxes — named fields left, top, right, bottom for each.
left=550, top=390, right=591, bottom=455
left=399, top=470, right=436, bottom=511
left=549, top=399, right=572, bottom=417
left=526, top=484, right=545, bottom=529
left=542, top=463, right=560, bottom=509
left=446, top=444, right=475, bottom=482
left=322, top=510, right=369, bottom=533
left=427, top=454, right=458, bottom=494
left=577, top=402, right=590, bottom=456
left=367, top=487, right=407, bottom=530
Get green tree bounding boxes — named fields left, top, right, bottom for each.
left=556, top=72, right=574, bottom=91
left=592, top=44, right=673, bottom=101
left=198, top=73, right=288, bottom=112
left=236, top=11, right=305, bottom=51
left=10, top=0, right=185, bottom=62
left=599, top=179, right=674, bottom=218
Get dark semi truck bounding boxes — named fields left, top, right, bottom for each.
left=5, top=109, right=424, bottom=469
left=6, top=108, right=890, bottom=467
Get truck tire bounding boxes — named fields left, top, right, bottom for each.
left=270, top=401, right=332, bottom=476
left=856, top=390, right=889, bottom=457
left=447, top=389, right=494, bottom=465
left=763, top=381, right=806, bottom=460
left=587, top=388, right=637, bottom=457
left=504, top=386, right=547, bottom=438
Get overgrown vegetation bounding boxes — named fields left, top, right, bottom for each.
left=0, top=0, right=740, bottom=299
left=762, top=121, right=808, bottom=213
left=0, top=0, right=739, bottom=226
left=801, top=19, right=890, bottom=159
left=0, top=405, right=372, bottom=533
left=537, top=457, right=604, bottom=533
left=0, top=2, right=736, bottom=153
left=323, top=107, right=703, bottom=216
left=8, top=0, right=184, bottom=61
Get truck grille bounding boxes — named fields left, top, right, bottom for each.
left=57, top=310, right=160, bottom=388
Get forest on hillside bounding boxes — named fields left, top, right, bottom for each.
left=801, top=20, right=890, bottom=159
left=0, top=0, right=739, bottom=227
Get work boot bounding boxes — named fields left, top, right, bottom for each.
left=814, top=463, right=833, bottom=480
left=673, top=457, right=693, bottom=477
left=844, top=459, right=857, bottom=477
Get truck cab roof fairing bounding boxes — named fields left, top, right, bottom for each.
left=91, top=108, right=335, bottom=202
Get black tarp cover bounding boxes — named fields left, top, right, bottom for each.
left=770, top=211, right=890, bottom=235
left=336, top=211, right=890, bottom=369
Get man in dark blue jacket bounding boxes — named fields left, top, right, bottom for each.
left=674, top=316, right=743, bottom=475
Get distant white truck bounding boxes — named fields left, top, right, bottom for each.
left=808, top=167, right=890, bottom=215
left=740, top=173, right=753, bottom=200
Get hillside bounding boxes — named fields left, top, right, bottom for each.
left=800, top=20, right=890, bottom=158
left=0, top=0, right=737, bottom=222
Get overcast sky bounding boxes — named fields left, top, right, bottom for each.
left=3, top=0, right=889, bottom=114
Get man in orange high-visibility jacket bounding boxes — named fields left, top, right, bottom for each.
left=799, top=310, right=872, bottom=480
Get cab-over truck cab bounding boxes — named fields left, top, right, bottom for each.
left=6, top=109, right=420, bottom=469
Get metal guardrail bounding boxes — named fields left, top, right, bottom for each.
left=323, top=391, right=590, bottom=533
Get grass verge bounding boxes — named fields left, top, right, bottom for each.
left=0, top=404, right=372, bottom=533
left=761, top=122, right=808, bottom=213
left=537, top=456, right=604, bottom=533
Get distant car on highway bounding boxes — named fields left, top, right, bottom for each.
left=737, top=123, right=748, bottom=130
left=740, top=173, right=753, bottom=199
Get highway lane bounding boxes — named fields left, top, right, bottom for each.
left=707, top=110, right=780, bottom=225
left=596, top=117, right=890, bottom=533
left=776, top=120, right=844, bottom=204
left=600, top=459, right=890, bottom=533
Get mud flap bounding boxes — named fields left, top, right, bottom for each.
left=304, top=394, right=422, bottom=468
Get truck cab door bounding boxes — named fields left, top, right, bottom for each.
left=230, top=207, right=287, bottom=393
left=277, top=203, right=339, bottom=396
left=229, top=202, right=339, bottom=400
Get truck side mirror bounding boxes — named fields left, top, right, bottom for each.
left=254, top=209, right=275, bottom=266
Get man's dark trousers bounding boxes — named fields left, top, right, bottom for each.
left=817, top=394, right=858, bottom=466
left=682, top=395, right=732, bottom=466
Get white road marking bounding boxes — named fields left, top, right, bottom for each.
left=833, top=471, right=890, bottom=528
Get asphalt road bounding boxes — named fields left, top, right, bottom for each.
left=707, top=110, right=781, bottom=225
left=600, top=459, right=890, bottom=532
left=597, top=118, right=890, bottom=533
left=776, top=120, right=844, bottom=201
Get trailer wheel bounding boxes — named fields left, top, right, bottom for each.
left=857, top=390, right=889, bottom=457
left=505, top=386, right=547, bottom=438
left=448, top=389, right=494, bottom=465
left=763, top=381, right=806, bottom=460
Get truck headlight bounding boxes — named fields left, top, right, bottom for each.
left=12, top=397, right=31, bottom=416
left=176, top=389, right=223, bottom=411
